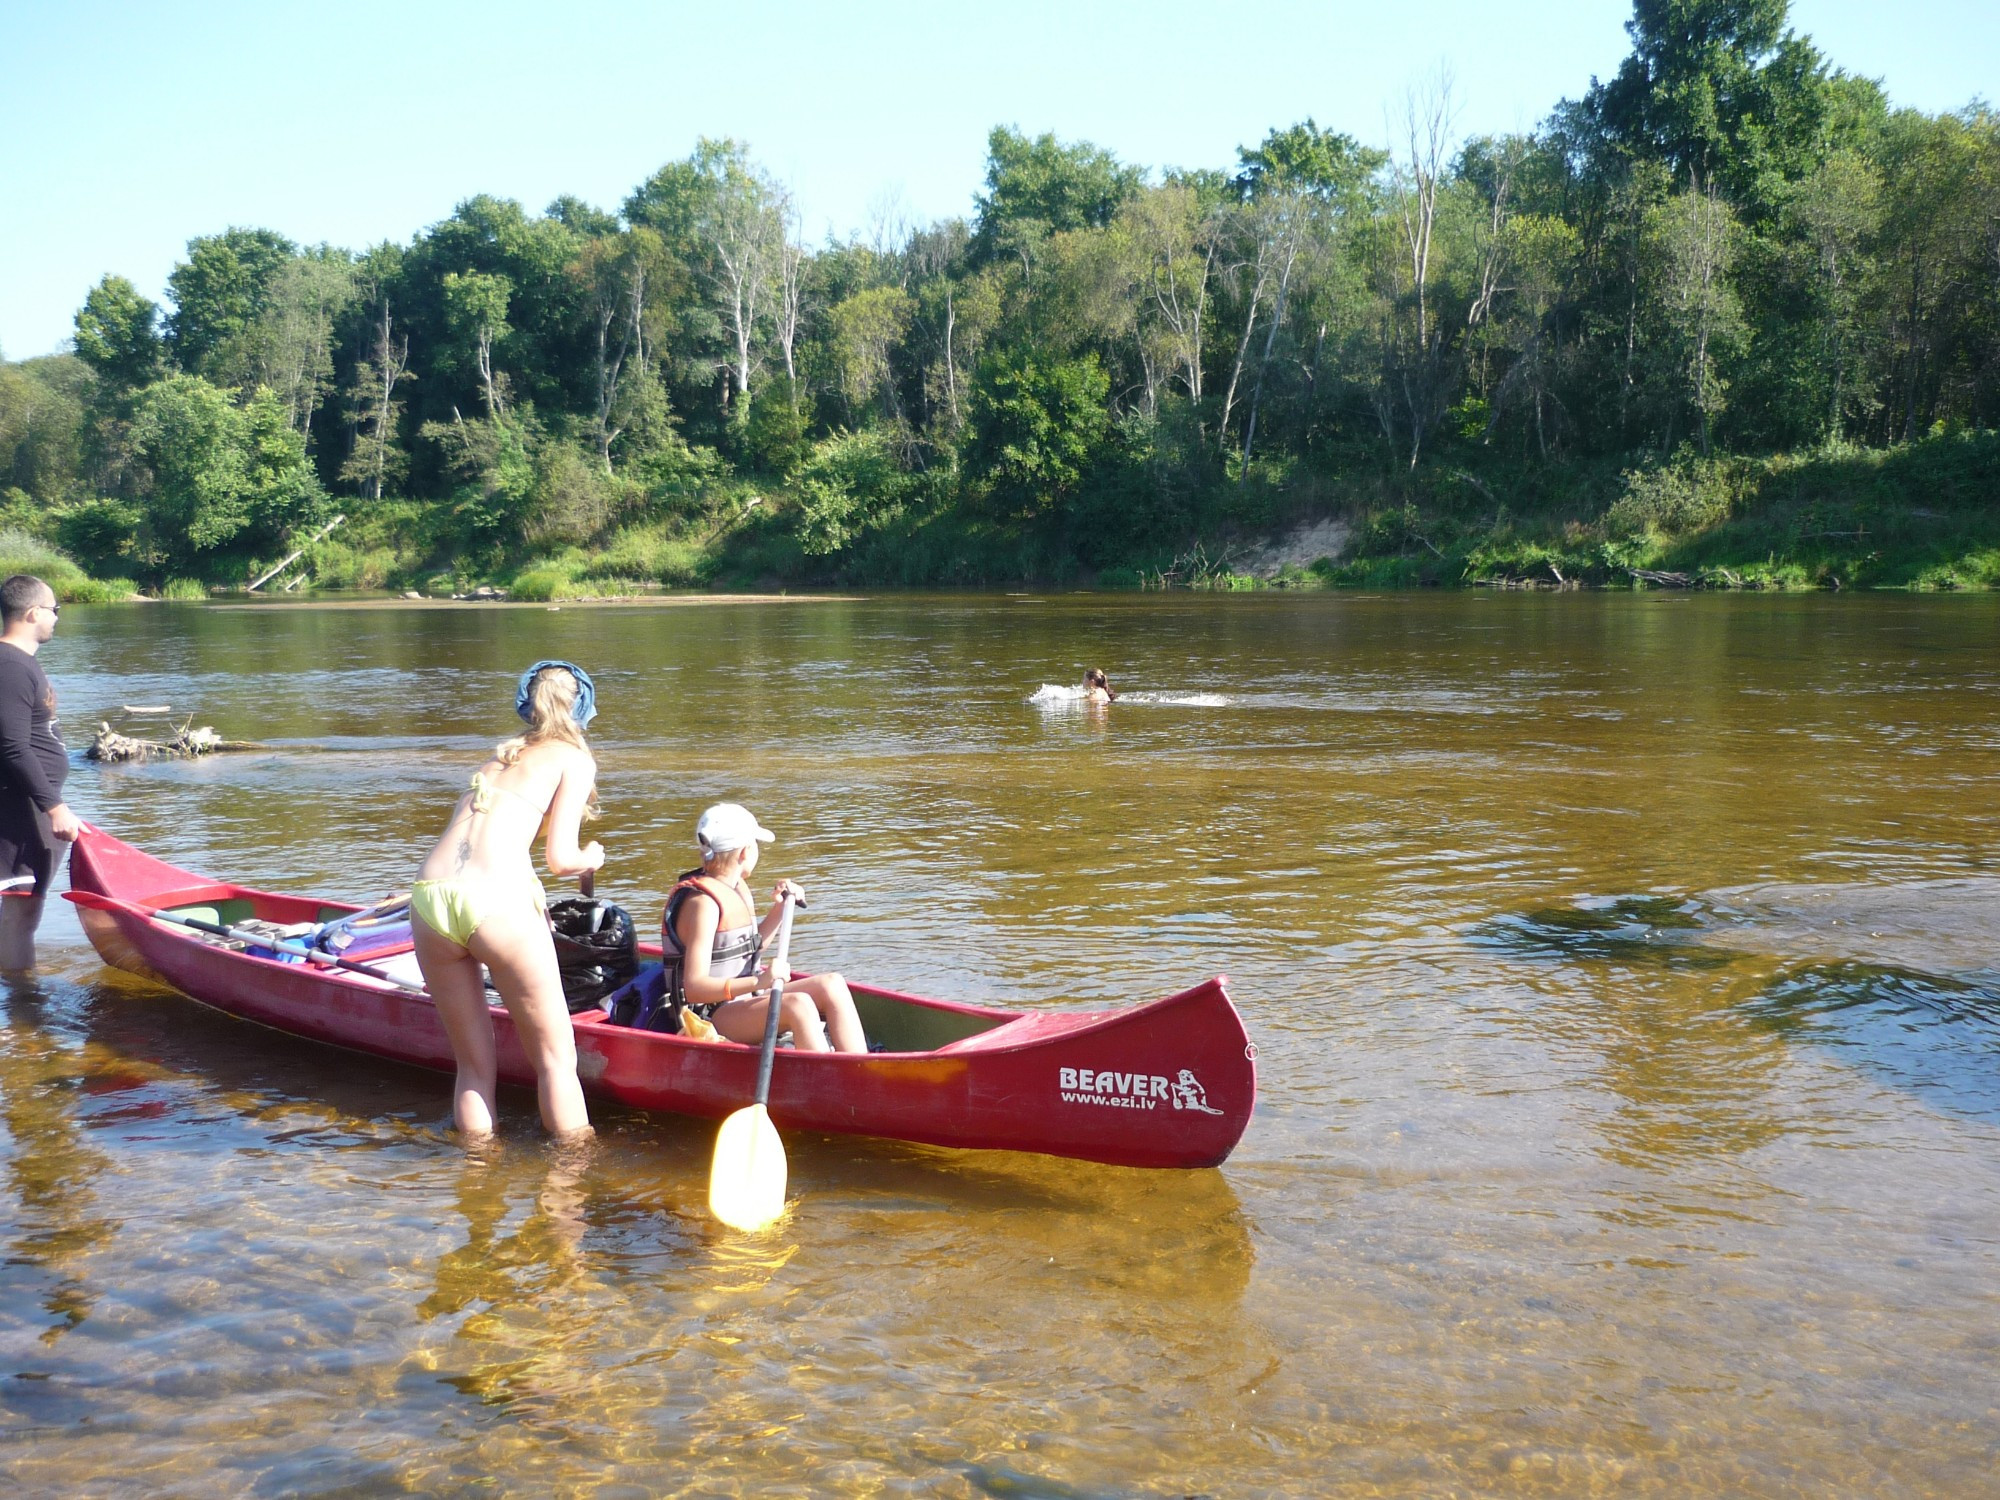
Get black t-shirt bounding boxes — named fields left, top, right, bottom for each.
left=0, top=641, right=67, bottom=811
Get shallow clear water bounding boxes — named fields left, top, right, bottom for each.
left=3, top=592, right=1998, bottom=1496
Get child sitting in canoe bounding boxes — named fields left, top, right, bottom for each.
left=662, top=802, right=868, bottom=1054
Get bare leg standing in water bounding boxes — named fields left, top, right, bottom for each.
left=411, top=660, right=604, bottom=1140
left=414, top=898, right=590, bottom=1137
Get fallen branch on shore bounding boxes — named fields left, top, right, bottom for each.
left=248, top=514, right=347, bottom=592
left=1628, top=568, right=1693, bottom=588
left=88, top=719, right=270, bottom=763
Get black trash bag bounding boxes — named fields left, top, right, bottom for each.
left=548, top=897, right=638, bottom=1011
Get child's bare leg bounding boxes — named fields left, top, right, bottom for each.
left=789, top=972, right=866, bottom=1053
left=713, top=989, right=831, bottom=1051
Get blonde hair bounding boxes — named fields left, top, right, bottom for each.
left=700, top=844, right=754, bottom=878
left=495, top=668, right=597, bottom=814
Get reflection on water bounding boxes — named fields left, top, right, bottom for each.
left=0, top=983, right=120, bottom=1346
left=1742, top=961, right=2000, bottom=1119
left=1473, top=893, right=1736, bottom=969
left=4, top=592, right=2000, bottom=1495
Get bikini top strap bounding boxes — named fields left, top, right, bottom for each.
left=467, top=768, right=550, bottom=818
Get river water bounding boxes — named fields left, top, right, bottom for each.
left=2, top=592, right=1997, bottom=1497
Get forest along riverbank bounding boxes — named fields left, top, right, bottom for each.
left=4, top=592, right=1998, bottom=1496
left=4, top=1, right=1998, bottom=601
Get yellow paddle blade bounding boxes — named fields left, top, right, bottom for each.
left=708, top=1101, right=788, bottom=1231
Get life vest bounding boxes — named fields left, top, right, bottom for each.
left=657, top=870, right=762, bottom=1025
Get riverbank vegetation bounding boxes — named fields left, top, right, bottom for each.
left=2, top=0, right=1997, bottom=597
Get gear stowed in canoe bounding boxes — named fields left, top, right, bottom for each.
left=62, top=827, right=1255, bottom=1169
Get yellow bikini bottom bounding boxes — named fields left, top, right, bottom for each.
left=411, top=875, right=547, bottom=947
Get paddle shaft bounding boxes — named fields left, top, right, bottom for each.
left=107, top=899, right=429, bottom=993
left=752, top=894, right=798, bottom=1108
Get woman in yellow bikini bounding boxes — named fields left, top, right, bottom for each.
left=412, top=661, right=604, bottom=1140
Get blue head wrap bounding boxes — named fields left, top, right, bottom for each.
left=516, top=660, right=597, bottom=729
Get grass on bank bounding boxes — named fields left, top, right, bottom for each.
left=0, top=530, right=136, bottom=602
left=1309, top=430, right=2000, bottom=591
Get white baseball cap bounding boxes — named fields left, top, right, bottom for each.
left=696, top=802, right=775, bottom=856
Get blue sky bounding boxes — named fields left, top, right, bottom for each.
left=2, top=0, right=1994, bottom=359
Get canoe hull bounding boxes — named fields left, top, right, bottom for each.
left=67, top=830, right=1255, bottom=1168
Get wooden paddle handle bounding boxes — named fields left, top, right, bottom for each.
left=580, top=869, right=594, bottom=899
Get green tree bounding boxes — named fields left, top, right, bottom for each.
left=405, top=196, right=588, bottom=424
left=571, top=232, right=641, bottom=470
left=791, top=429, right=914, bottom=556
left=240, top=385, right=331, bottom=536
left=129, top=376, right=326, bottom=571
left=829, top=285, right=916, bottom=421
left=1643, top=186, right=1746, bottom=452
left=339, top=244, right=415, bottom=501
left=0, top=356, right=94, bottom=506
left=72, top=277, right=164, bottom=391
left=165, top=227, right=295, bottom=376
left=917, top=266, right=1001, bottom=436
left=972, top=127, right=1144, bottom=266
left=1236, top=120, right=1383, bottom=202
left=131, top=374, right=251, bottom=562
left=967, top=352, right=1111, bottom=523
left=442, top=271, right=513, bottom=417
left=698, top=141, right=785, bottom=413
left=624, top=141, right=783, bottom=425
left=1867, top=107, right=2000, bottom=440
left=244, top=249, right=356, bottom=440
left=1776, top=150, right=1881, bottom=440
left=420, top=413, right=536, bottom=545
left=1227, top=122, right=1382, bottom=467
left=1584, top=0, right=1876, bottom=204
left=1119, top=183, right=1225, bottom=410
left=1480, top=213, right=1585, bottom=454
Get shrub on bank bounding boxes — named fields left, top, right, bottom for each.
left=1910, top=548, right=2000, bottom=591
left=0, top=528, right=134, bottom=600
left=508, top=566, right=587, bottom=602
left=302, top=540, right=402, bottom=591
left=577, top=524, right=713, bottom=589
left=1604, top=457, right=1741, bottom=538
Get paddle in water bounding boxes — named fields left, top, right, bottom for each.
left=709, top=890, right=797, bottom=1231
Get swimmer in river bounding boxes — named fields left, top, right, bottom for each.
left=1082, top=668, right=1119, bottom=704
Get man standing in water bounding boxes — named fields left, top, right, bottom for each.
left=0, top=575, right=79, bottom=969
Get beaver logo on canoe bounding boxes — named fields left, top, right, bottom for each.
left=1170, top=1069, right=1224, bottom=1115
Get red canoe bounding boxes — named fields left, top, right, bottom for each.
left=64, top=828, right=1256, bottom=1168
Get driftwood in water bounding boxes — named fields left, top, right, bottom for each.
left=88, top=719, right=268, bottom=763
left=1628, top=568, right=1693, bottom=588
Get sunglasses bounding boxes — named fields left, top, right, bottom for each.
left=38, top=603, right=59, bottom=618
